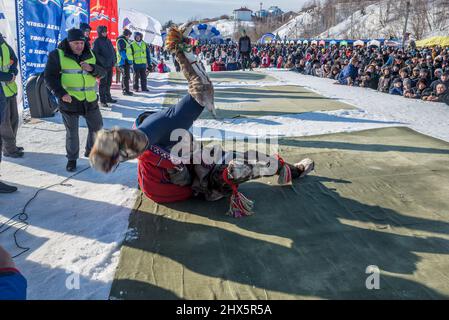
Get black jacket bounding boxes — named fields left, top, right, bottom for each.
left=238, top=36, right=251, bottom=54
left=92, top=26, right=117, bottom=68
left=44, top=38, right=106, bottom=114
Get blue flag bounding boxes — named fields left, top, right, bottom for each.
left=60, top=0, right=90, bottom=41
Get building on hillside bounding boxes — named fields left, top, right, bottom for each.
left=255, top=9, right=269, bottom=18
left=268, top=6, right=284, bottom=17
left=233, top=7, right=253, bottom=21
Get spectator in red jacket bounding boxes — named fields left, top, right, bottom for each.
left=157, top=59, right=167, bottom=73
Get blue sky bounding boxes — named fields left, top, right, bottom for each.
left=118, top=0, right=308, bottom=24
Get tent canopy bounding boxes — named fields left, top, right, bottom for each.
left=258, top=33, right=275, bottom=44
left=368, top=39, right=381, bottom=47
left=189, top=23, right=222, bottom=42
left=354, top=40, right=364, bottom=47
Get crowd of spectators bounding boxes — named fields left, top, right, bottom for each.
left=193, top=41, right=449, bottom=105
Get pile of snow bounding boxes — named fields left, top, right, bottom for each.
left=207, top=19, right=255, bottom=39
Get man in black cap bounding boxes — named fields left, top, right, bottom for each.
left=44, top=28, right=106, bottom=172
left=116, top=29, right=134, bottom=96
left=93, top=25, right=117, bottom=108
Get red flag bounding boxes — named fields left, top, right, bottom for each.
left=89, top=0, right=119, bottom=47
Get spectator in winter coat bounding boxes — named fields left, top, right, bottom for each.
left=389, top=78, right=403, bottom=95
left=409, top=79, right=432, bottom=99
left=337, top=57, right=358, bottom=85
left=424, top=83, right=448, bottom=103
left=430, top=71, right=449, bottom=93
left=410, top=66, right=421, bottom=87
left=378, top=68, right=392, bottom=93
left=276, top=56, right=284, bottom=69
left=238, top=30, right=252, bottom=71
left=402, top=78, right=413, bottom=97
left=92, top=25, right=117, bottom=108
left=157, top=59, right=168, bottom=73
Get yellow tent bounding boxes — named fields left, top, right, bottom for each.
left=415, top=36, right=449, bottom=47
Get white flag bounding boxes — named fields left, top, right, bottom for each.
left=119, top=9, right=163, bottom=47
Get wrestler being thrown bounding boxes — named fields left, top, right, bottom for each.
left=89, top=25, right=315, bottom=217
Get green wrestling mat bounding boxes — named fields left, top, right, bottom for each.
left=168, top=71, right=278, bottom=85
left=110, top=127, right=449, bottom=299
left=162, top=85, right=354, bottom=119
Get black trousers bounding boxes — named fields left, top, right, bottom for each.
left=61, top=106, right=103, bottom=161
left=133, top=67, right=147, bottom=91
left=241, top=53, right=251, bottom=71
left=99, top=67, right=113, bottom=103
left=0, top=96, right=19, bottom=154
left=120, top=64, right=131, bottom=93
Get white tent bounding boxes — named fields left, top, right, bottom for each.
left=303, top=40, right=309, bottom=45
left=368, top=40, right=381, bottom=47
left=311, top=40, right=318, bottom=46
left=297, top=40, right=302, bottom=44
left=354, top=40, right=365, bottom=47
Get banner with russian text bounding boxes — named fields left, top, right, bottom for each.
left=90, top=0, right=118, bottom=46
left=16, top=0, right=64, bottom=108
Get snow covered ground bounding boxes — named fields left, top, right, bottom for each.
left=1, top=68, right=449, bottom=300
left=192, top=69, right=449, bottom=143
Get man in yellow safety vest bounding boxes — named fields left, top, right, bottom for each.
left=0, top=32, right=23, bottom=161
left=116, top=29, right=134, bottom=96
left=131, top=32, right=151, bottom=92
left=44, top=28, right=106, bottom=172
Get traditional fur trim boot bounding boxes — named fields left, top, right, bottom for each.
left=89, top=128, right=149, bottom=173
left=165, top=26, right=217, bottom=117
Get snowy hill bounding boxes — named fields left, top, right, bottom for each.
left=274, top=0, right=449, bottom=40
left=319, top=0, right=449, bottom=40
left=207, top=19, right=255, bottom=39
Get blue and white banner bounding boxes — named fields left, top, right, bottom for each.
left=17, top=0, right=91, bottom=109
left=17, top=0, right=64, bottom=108
left=60, top=0, right=90, bottom=41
